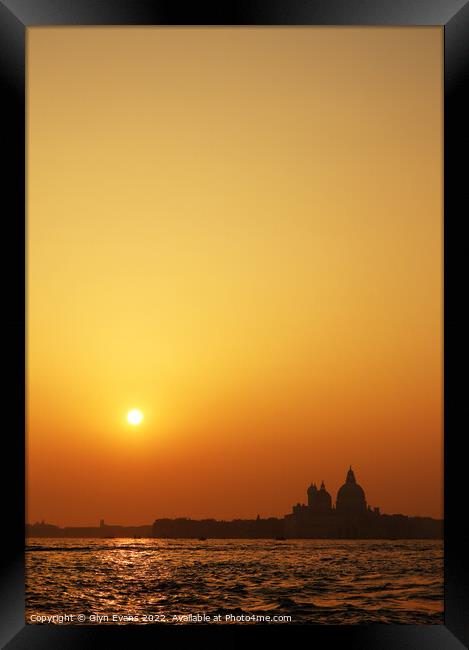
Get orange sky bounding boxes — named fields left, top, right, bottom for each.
left=27, top=27, right=443, bottom=526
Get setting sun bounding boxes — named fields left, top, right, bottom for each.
left=127, top=409, right=144, bottom=426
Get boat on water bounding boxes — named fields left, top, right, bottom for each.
left=198, top=536, right=208, bottom=541
left=275, top=536, right=287, bottom=541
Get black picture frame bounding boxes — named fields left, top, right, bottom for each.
left=1, top=1, right=468, bottom=648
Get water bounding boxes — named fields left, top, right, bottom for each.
left=26, top=538, right=443, bottom=625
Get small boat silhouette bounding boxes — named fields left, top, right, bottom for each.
left=275, top=536, right=287, bottom=541
left=198, top=536, right=208, bottom=541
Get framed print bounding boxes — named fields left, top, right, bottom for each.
left=1, top=1, right=468, bottom=648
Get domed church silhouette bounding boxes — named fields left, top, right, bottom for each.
left=336, top=466, right=367, bottom=514
left=285, top=466, right=386, bottom=538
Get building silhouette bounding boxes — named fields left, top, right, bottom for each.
left=26, top=466, right=443, bottom=539
left=284, top=466, right=440, bottom=539
left=152, top=466, right=442, bottom=539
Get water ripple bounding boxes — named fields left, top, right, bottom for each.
left=26, top=538, right=443, bottom=624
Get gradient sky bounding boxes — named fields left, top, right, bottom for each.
left=27, top=27, right=443, bottom=526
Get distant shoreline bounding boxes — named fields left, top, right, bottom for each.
left=25, top=515, right=444, bottom=542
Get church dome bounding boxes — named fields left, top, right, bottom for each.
left=336, top=467, right=367, bottom=514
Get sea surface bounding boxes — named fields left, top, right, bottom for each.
left=26, top=538, right=443, bottom=625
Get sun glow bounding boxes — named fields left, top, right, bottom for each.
left=127, top=409, right=144, bottom=426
